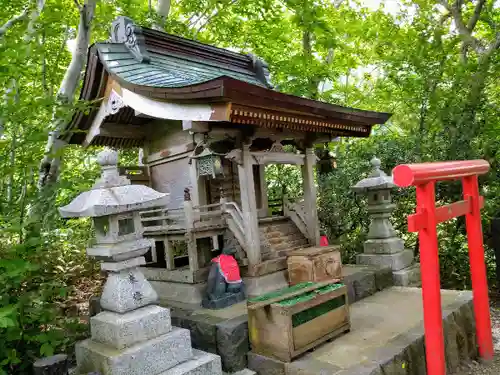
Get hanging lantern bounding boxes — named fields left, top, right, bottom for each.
left=191, top=147, right=225, bottom=178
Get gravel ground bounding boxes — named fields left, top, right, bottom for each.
left=453, top=299, right=500, bottom=375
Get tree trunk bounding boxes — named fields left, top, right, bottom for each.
left=153, top=0, right=171, bottom=30
left=38, top=0, right=96, bottom=189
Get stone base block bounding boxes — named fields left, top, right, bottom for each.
left=247, top=352, right=285, bottom=375
left=343, top=265, right=393, bottom=303
left=160, top=349, right=222, bottom=375
left=90, top=305, right=172, bottom=349
left=224, top=369, right=256, bottom=375
left=356, top=249, right=413, bottom=271
left=393, top=263, right=421, bottom=286
left=243, top=270, right=288, bottom=298
left=151, top=281, right=207, bottom=305
left=202, top=291, right=245, bottom=310
left=76, top=327, right=193, bottom=375
left=100, top=268, right=158, bottom=313
left=363, top=237, right=404, bottom=254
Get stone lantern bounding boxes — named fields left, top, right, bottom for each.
left=59, top=149, right=222, bottom=375
left=352, top=157, right=420, bottom=286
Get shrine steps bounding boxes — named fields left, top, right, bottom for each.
left=248, top=287, right=477, bottom=375
left=255, top=217, right=309, bottom=276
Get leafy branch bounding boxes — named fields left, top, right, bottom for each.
left=0, top=7, right=30, bottom=38
left=440, top=0, right=499, bottom=60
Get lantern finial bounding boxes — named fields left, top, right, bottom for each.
left=96, top=148, right=118, bottom=167
left=368, top=156, right=387, bottom=178
left=93, top=148, right=130, bottom=189
left=371, top=156, right=381, bottom=169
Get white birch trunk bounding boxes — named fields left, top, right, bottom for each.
left=153, top=0, right=171, bottom=30
left=38, top=0, right=96, bottom=188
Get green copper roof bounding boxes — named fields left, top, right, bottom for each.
left=96, top=43, right=268, bottom=89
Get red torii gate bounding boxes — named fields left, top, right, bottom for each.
left=392, top=160, right=494, bottom=375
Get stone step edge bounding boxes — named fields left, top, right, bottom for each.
left=343, top=266, right=394, bottom=304
left=159, top=349, right=222, bottom=375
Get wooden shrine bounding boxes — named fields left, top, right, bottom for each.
left=63, top=15, right=391, bottom=303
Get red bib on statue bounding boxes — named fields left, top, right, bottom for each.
left=213, top=254, right=242, bottom=283
left=320, top=235, right=329, bottom=247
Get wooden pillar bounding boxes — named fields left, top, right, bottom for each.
left=184, top=197, right=199, bottom=272
left=257, top=164, right=269, bottom=218
left=188, top=159, right=199, bottom=206
left=238, top=144, right=261, bottom=266
left=164, top=236, right=175, bottom=270
left=302, top=148, right=320, bottom=246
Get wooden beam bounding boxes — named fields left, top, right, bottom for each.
left=83, top=100, right=107, bottom=147
left=408, top=196, right=485, bottom=232
left=100, top=123, right=146, bottom=139
left=251, top=151, right=305, bottom=165
left=182, top=120, right=210, bottom=132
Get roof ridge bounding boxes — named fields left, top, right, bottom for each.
left=108, top=16, right=272, bottom=88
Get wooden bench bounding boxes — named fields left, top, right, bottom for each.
left=247, top=280, right=350, bottom=362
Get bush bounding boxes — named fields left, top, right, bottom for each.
left=0, top=216, right=98, bottom=374
left=318, top=133, right=498, bottom=290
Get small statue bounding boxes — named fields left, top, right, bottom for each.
left=320, top=230, right=329, bottom=247
left=184, top=187, right=191, bottom=201
left=202, top=247, right=245, bottom=309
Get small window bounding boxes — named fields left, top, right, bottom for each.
left=373, top=193, right=378, bottom=201
left=94, top=217, right=109, bottom=237
left=118, top=217, right=135, bottom=236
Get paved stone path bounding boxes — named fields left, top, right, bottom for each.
left=453, top=302, right=500, bottom=375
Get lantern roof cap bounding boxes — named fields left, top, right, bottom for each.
left=189, top=143, right=225, bottom=160
left=59, top=149, right=168, bottom=218
left=352, top=157, right=395, bottom=193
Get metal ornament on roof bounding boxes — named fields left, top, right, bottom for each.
left=190, top=144, right=225, bottom=178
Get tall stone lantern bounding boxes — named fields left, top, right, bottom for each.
left=352, top=157, right=420, bottom=286
left=59, top=149, right=222, bottom=375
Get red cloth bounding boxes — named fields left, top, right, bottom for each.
left=212, top=254, right=242, bottom=283
left=320, top=235, right=329, bottom=247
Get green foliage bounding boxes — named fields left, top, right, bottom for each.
left=1, top=0, right=500, bottom=371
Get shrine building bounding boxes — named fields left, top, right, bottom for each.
left=64, top=16, right=391, bottom=303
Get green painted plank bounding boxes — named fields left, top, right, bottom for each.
left=291, top=295, right=346, bottom=327
left=276, top=283, right=345, bottom=307
left=247, top=282, right=316, bottom=303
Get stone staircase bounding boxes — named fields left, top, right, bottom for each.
left=259, top=217, right=309, bottom=261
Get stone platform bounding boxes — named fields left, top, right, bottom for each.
left=248, top=287, right=477, bottom=375
left=160, top=264, right=394, bottom=373
left=150, top=269, right=290, bottom=305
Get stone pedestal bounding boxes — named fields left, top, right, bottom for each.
left=202, top=290, right=246, bottom=309
left=352, top=157, right=421, bottom=286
